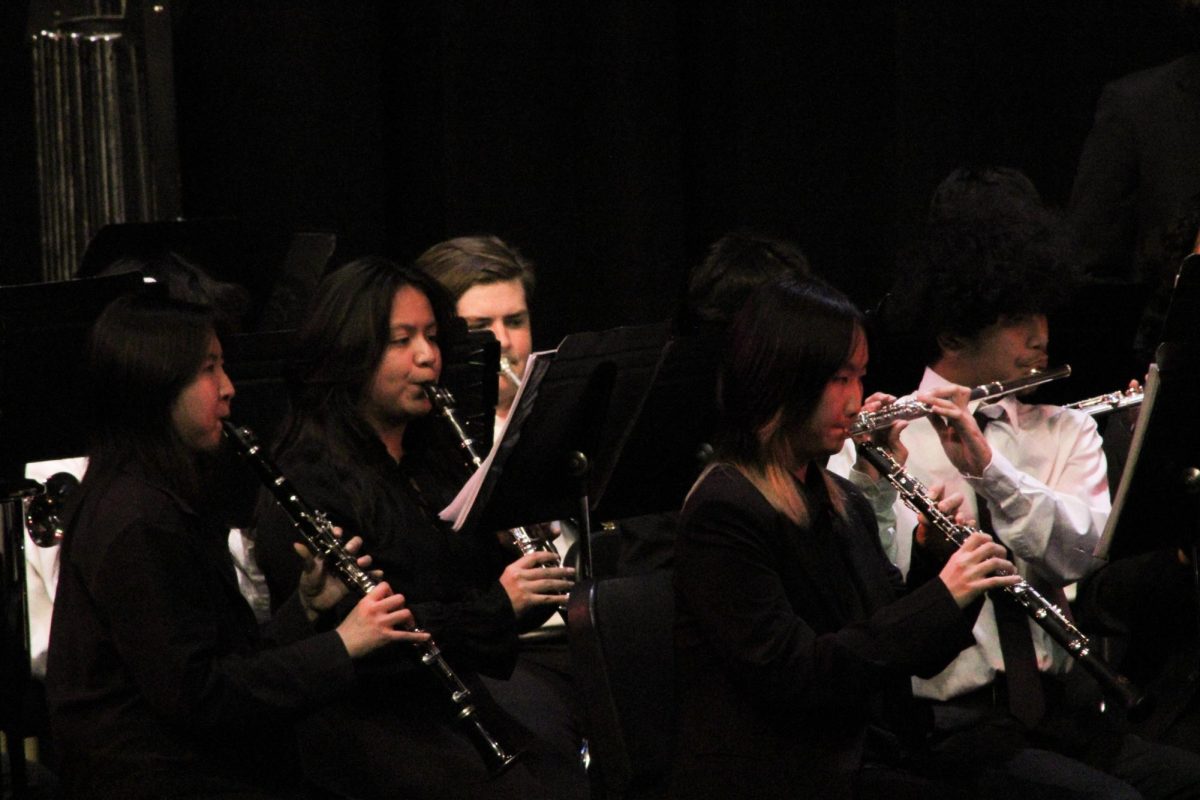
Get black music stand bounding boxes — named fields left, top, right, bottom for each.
left=0, top=273, right=148, bottom=478
left=454, top=324, right=671, bottom=579
left=589, top=328, right=722, bottom=522
left=437, top=329, right=501, bottom=466
left=1097, top=254, right=1200, bottom=562
left=78, top=219, right=336, bottom=332
left=1096, top=347, right=1200, bottom=562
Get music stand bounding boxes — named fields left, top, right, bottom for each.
left=589, top=328, right=723, bottom=522
left=0, top=273, right=148, bottom=479
left=1096, top=254, right=1200, bottom=562
left=78, top=219, right=336, bottom=331
left=452, top=323, right=670, bottom=578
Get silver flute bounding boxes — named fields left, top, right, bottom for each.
left=222, top=421, right=520, bottom=774
left=849, top=365, right=1073, bottom=437
left=1063, top=387, right=1144, bottom=417
left=855, top=439, right=1145, bottom=714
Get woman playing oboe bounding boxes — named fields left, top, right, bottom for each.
left=671, top=275, right=1020, bottom=800
left=46, top=294, right=425, bottom=799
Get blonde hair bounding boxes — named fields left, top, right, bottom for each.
left=736, top=423, right=850, bottom=528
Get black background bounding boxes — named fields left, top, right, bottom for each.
left=0, top=1, right=1191, bottom=394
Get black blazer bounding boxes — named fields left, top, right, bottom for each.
left=1070, top=53, right=1200, bottom=283
left=46, top=460, right=352, bottom=799
left=671, top=464, right=976, bottom=800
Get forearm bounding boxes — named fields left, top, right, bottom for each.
left=969, top=449, right=1108, bottom=583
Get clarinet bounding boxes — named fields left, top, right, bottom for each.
left=221, top=421, right=520, bottom=774
left=423, top=385, right=562, bottom=564
left=855, top=439, right=1146, bottom=715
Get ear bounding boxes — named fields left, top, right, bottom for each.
left=936, top=331, right=965, bottom=355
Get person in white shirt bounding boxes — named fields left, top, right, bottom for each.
left=837, top=168, right=1200, bottom=799
left=23, top=457, right=87, bottom=681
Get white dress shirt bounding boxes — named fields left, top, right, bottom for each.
left=831, top=367, right=1110, bottom=701
left=24, top=456, right=88, bottom=679
left=907, top=367, right=1110, bottom=700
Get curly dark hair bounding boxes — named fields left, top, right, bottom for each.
left=890, top=195, right=1080, bottom=364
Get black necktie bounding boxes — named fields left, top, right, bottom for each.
left=974, top=409, right=1046, bottom=728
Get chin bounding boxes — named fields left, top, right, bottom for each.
left=404, top=402, right=432, bottom=418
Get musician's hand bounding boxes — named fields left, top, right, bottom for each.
left=500, top=551, right=575, bottom=618
left=296, top=528, right=377, bottom=620
left=336, top=582, right=429, bottom=658
left=1117, top=378, right=1143, bottom=430
left=917, top=385, right=992, bottom=478
left=938, top=531, right=1021, bottom=608
left=852, top=392, right=909, bottom=478
left=914, top=482, right=966, bottom=564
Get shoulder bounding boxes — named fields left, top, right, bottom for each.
left=1104, top=54, right=1200, bottom=105
left=64, top=467, right=188, bottom=568
left=1015, top=402, right=1099, bottom=438
left=683, top=463, right=760, bottom=511
left=681, top=464, right=778, bottom=530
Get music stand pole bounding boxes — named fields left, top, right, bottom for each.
left=567, top=451, right=594, bottom=581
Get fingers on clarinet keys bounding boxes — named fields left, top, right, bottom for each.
left=939, top=532, right=1020, bottom=609
left=500, top=551, right=576, bottom=617
left=338, top=582, right=430, bottom=658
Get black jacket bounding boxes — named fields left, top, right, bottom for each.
left=46, top=459, right=352, bottom=799
left=671, top=464, right=976, bottom=800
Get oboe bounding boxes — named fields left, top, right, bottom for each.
left=423, top=385, right=562, bottom=564
left=221, top=421, right=519, bottom=774
left=855, top=439, right=1146, bottom=715
left=849, top=365, right=1072, bottom=437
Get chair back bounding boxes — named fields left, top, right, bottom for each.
left=566, top=571, right=675, bottom=799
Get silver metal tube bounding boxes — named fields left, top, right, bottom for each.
left=849, top=365, right=1072, bottom=437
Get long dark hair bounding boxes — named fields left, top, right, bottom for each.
left=712, top=275, right=863, bottom=522
left=84, top=293, right=217, bottom=501
left=275, top=257, right=457, bottom=515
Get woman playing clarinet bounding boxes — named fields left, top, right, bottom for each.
left=46, top=293, right=424, bottom=799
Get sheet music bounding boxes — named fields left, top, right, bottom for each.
left=440, top=349, right=556, bottom=530
left=1095, top=363, right=1161, bottom=559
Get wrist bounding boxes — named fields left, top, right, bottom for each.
left=298, top=593, right=319, bottom=622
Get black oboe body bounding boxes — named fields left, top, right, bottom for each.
left=856, top=440, right=1146, bottom=716
left=222, top=421, right=519, bottom=774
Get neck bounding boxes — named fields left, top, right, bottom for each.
left=929, top=357, right=975, bottom=388
left=373, top=422, right=407, bottom=462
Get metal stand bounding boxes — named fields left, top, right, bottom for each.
left=567, top=451, right=594, bottom=582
